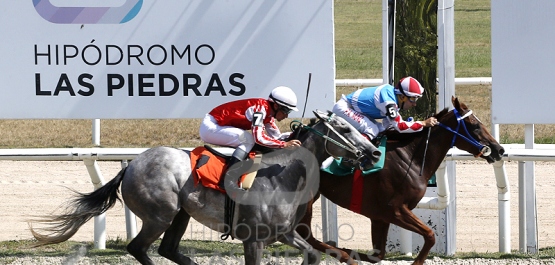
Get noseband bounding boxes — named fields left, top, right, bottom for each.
left=437, top=108, right=491, bottom=157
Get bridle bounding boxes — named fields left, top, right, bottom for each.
left=437, top=108, right=492, bottom=157
left=290, top=114, right=369, bottom=166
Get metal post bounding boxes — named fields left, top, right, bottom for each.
left=524, top=124, right=538, bottom=253
left=399, top=229, right=412, bottom=256
left=92, top=119, right=100, bottom=146
left=438, top=0, right=456, bottom=109
left=83, top=159, right=106, bottom=249
left=493, top=160, right=510, bottom=253
left=383, top=0, right=395, bottom=85
left=518, top=160, right=526, bottom=252
left=321, top=196, right=338, bottom=245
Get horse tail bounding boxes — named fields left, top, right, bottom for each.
left=28, top=167, right=127, bottom=247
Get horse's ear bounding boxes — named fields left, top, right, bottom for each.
left=452, top=96, right=469, bottom=111
left=452, top=96, right=460, bottom=110
left=312, top=110, right=327, bottom=120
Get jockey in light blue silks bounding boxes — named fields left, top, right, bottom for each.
left=332, top=76, right=439, bottom=143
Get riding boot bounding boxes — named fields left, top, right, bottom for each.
left=220, top=148, right=247, bottom=240
left=218, top=151, right=245, bottom=190
left=364, top=133, right=378, bottom=148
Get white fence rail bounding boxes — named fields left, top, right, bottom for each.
left=334, top=77, right=492, bottom=87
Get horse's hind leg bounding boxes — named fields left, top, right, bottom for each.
left=127, top=214, right=184, bottom=265
left=158, top=209, right=198, bottom=265
left=126, top=223, right=167, bottom=265
left=243, top=240, right=264, bottom=265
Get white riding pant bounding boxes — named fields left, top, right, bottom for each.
left=331, top=97, right=385, bottom=140
left=199, top=114, right=255, bottom=157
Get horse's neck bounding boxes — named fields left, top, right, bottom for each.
left=394, top=129, right=454, bottom=179
left=300, top=135, right=331, bottom=165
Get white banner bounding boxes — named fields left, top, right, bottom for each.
left=491, top=0, right=555, bottom=124
left=0, top=0, right=335, bottom=119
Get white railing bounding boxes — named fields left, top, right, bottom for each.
left=334, top=77, right=492, bottom=87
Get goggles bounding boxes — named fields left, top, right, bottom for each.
left=279, top=105, right=293, bottom=114
left=407, top=96, right=421, bottom=103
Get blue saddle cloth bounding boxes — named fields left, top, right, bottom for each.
left=321, top=136, right=387, bottom=176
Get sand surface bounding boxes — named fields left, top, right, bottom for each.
left=1, top=159, right=554, bottom=254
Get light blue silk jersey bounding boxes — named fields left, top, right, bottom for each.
left=344, top=84, right=399, bottom=118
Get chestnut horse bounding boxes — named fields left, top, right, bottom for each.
left=295, top=97, right=505, bottom=265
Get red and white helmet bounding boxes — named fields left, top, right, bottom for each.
left=395, top=76, right=424, bottom=97
left=268, top=86, right=299, bottom=112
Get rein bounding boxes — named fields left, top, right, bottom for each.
left=419, top=126, right=432, bottom=176
left=437, top=108, right=492, bottom=157
left=290, top=117, right=363, bottom=160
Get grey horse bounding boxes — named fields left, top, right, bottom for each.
left=29, top=110, right=381, bottom=265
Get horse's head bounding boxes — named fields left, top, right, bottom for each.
left=312, top=110, right=381, bottom=170
left=436, top=97, right=504, bottom=163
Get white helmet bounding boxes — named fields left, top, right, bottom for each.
left=394, top=76, right=424, bottom=97
left=268, top=86, right=299, bottom=112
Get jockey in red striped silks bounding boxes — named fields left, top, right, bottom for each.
left=200, top=86, right=302, bottom=168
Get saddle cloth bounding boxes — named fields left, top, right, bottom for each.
left=190, top=147, right=259, bottom=193
left=321, top=136, right=387, bottom=176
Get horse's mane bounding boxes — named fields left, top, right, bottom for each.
left=307, top=118, right=318, bottom=127
left=285, top=118, right=317, bottom=141
left=253, top=118, right=317, bottom=153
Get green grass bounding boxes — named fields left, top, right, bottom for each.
left=1, top=239, right=555, bottom=263
left=0, top=239, right=303, bottom=263
left=334, top=0, right=382, bottom=79
left=454, top=1, right=492, bottom=77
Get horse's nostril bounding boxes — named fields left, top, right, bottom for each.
left=499, top=148, right=505, bottom=156
left=373, top=150, right=382, bottom=158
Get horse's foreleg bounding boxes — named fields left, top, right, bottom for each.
left=279, top=231, right=321, bottom=265
left=296, top=201, right=360, bottom=264
left=243, top=240, right=264, bottom=265
left=370, top=219, right=390, bottom=261
left=158, top=209, right=198, bottom=265
left=391, top=207, right=435, bottom=265
left=325, top=219, right=389, bottom=264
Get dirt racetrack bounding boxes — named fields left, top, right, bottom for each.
left=1, top=159, right=554, bottom=255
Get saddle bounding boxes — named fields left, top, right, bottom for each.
left=189, top=145, right=262, bottom=193
left=189, top=145, right=263, bottom=240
